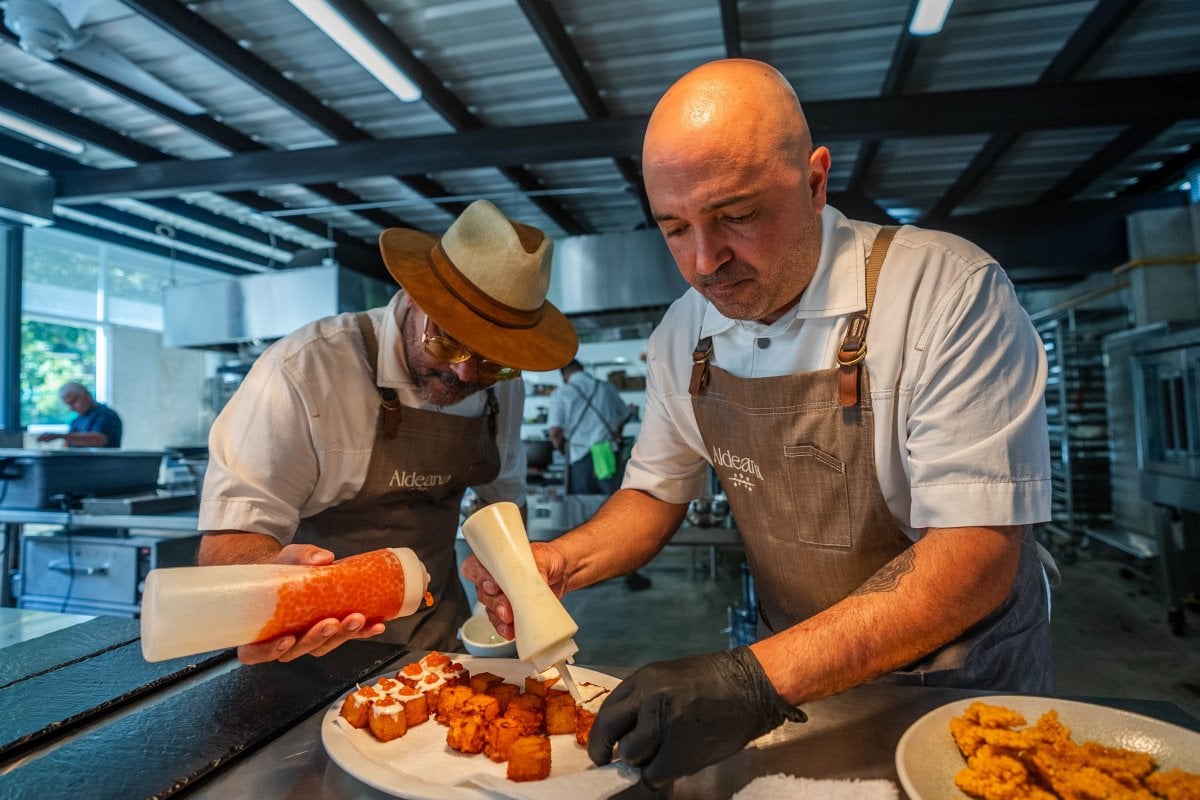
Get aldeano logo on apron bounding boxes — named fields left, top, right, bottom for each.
left=389, top=470, right=452, bottom=488
left=710, top=446, right=763, bottom=491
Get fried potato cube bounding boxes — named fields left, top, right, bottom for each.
left=338, top=684, right=380, bottom=729
left=446, top=712, right=487, bottom=754
left=397, top=661, right=425, bottom=687
left=545, top=694, right=578, bottom=735
left=507, top=735, right=551, bottom=782
left=436, top=684, right=476, bottom=725
left=463, top=693, right=501, bottom=724
left=524, top=674, right=559, bottom=697
left=367, top=695, right=408, bottom=742
left=470, top=671, right=505, bottom=694
left=575, top=708, right=597, bottom=748
left=486, top=682, right=520, bottom=713
left=422, top=650, right=453, bottom=670
left=396, top=685, right=430, bottom=727
left=484, top=714, right=523, bottom=762
left=505, top=692, right=546, bottom=735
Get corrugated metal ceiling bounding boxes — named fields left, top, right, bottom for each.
left=0, top=0, right=1196, bottom=286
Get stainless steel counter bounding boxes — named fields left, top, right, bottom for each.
left=188, top=657, right=1198, bottom=800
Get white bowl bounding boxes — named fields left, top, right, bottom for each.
left=459, top=613, right=517, bottom=658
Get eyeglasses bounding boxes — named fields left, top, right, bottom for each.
left=422, top=315, right=521, bottom=381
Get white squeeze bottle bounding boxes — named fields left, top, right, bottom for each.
left=462, top=501, right=584, bottom=701
left=139, top=547, right=431, bottom=662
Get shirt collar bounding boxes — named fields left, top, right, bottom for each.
left=376, top=290, right=412, bottom=388
left=697, top=205, right=865, bottom=338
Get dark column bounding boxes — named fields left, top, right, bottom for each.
left=0, top=223, right=23, bottom=435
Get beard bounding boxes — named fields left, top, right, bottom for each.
left=409, top=364, right=485, bottom=407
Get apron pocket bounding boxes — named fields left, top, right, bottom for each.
left=783, top=444, right=852, bottom=547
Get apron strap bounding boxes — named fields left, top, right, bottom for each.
left=689, top=337, right=713, bottom=395
left=354, top=312, right=402, bottom=439
left=837, top=226, right=899, bottom=407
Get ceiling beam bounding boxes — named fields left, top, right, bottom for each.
left=515, top=0, right=652, bottom=227
left=53, top=72, right=1200, bottom=203
left=924, top=0, right=1147, bottom=219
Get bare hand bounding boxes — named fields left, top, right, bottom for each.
left=36, top=433, right=58, bottom=442
left=235, top=544, right=388, bottom=665
left=460, top=542, right=567, bottom=640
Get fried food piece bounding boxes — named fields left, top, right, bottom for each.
left=524, top=673, right=559, bottom=697
left=447, top=712, right=487, bottom=754
left=955, top=744, right=1050, bottom=800
left=545, top=693, right=577, bottom=735
left=484, top=715, right=523, bottom=762
left=395, top=685, right=430, bottom=727
left=368, top=695, right=408, bottom=742
left=463, top=693, right=501, bottom=724
left=339, top=684, right=380, bottom=729
left=397, top=661, right=425, bottom=686
left=962, top=701, right=1029, bottom=730
left=470, top=671, right=505, bottom=694
left=1145, top=769, right=1200, bottom=800
left=505, top=692, right=546, bottom=735
left=507, top=735, right=551, bottom=782
left=436, top=684, right=476, bottom=725
left=575, top=707, right=597, bottom=748
left=486, top=682, right=520, bottom=713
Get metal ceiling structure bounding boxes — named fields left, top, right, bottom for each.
left=0, top=0, right=1197, bottom=287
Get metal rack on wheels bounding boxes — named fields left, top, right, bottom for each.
left=1034, top=307, right=1129, bottom=564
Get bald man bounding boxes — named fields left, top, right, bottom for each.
left=463, top=59, right=1053, bottom=787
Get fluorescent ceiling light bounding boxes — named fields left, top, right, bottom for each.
left=0, top=109, right=85, bottom=155
left=909, top=0, right=955, bottom=35
left=287, top=0, right=422, bottom=102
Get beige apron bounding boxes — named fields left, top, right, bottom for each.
left=689, top=229, right=1053, bottom=691
left=294, top=313, right=500, bottom=651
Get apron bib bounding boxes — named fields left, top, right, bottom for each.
left=295, top=314, right=500, bottom=651
left=689, top=229, right=1052, bottom=691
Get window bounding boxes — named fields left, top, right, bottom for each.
left=18, top=226, right=232, bottom=427
left=21, top=320, right=98, bottom=426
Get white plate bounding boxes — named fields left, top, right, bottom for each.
left=895, top=695, right=1200, bottom=800
left=322, top=656, right=623, bottom=800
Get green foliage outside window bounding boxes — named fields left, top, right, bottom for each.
left=20, top=320, right=97, bottom=426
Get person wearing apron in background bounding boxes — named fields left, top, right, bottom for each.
left=463, top=60, right=1055, bottom=789
left=198, top=199, right=577, bottom=665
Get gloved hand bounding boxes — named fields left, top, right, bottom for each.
left=587, top=646, right=806, bottom=788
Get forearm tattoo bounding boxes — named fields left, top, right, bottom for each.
left=851, top=547, right=916, bottom=596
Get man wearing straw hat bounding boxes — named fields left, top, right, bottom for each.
left=197, top=200, right=577, bottom=664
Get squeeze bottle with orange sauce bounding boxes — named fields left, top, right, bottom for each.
left=461, top=501, right=584, bottom=701
left=139, top=547, right=430, bottom=662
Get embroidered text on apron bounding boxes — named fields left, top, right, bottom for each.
left=689, top=228, right=1053, bottom=691
left=294, top=313, right=500, bottom=651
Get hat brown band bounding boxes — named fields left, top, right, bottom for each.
left=430, top=241, right=544, bottom=330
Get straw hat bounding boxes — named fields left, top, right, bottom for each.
left=378, top=200, right=577, bottom=371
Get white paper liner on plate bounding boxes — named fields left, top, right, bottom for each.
left=731, top=773, right=899, bottom=800
left=331, top=716, right=637, bottom=799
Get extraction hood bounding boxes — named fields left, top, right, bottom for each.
left=164, top=230, right=687, bottom=350
left=163, top=264, right=396, bottom=350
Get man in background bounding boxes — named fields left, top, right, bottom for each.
left=547, top=359, right=649, bottom=590
left=37, top=382, right=122, bottom=448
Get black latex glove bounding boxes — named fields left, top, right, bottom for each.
left=587, top=646, right=807, bottom=788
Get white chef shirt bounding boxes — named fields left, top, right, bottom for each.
left=623, top=205, right=1052, bottom=538
left=546, top=371, right=630, bottom=463
left=200, top=290, right=527, bottom=542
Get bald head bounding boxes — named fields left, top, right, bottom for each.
left=644, top=59, right=812, bottom=178
left=640, top=59, right=831, bottom=323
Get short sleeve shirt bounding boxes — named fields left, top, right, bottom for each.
left=546, top=372, right=629, bottom=463
left=69, top=403, right=122, bottom=448
left=199, top=291, right=527, bottom=542
left=622, top=206, right=1052, bottom=538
